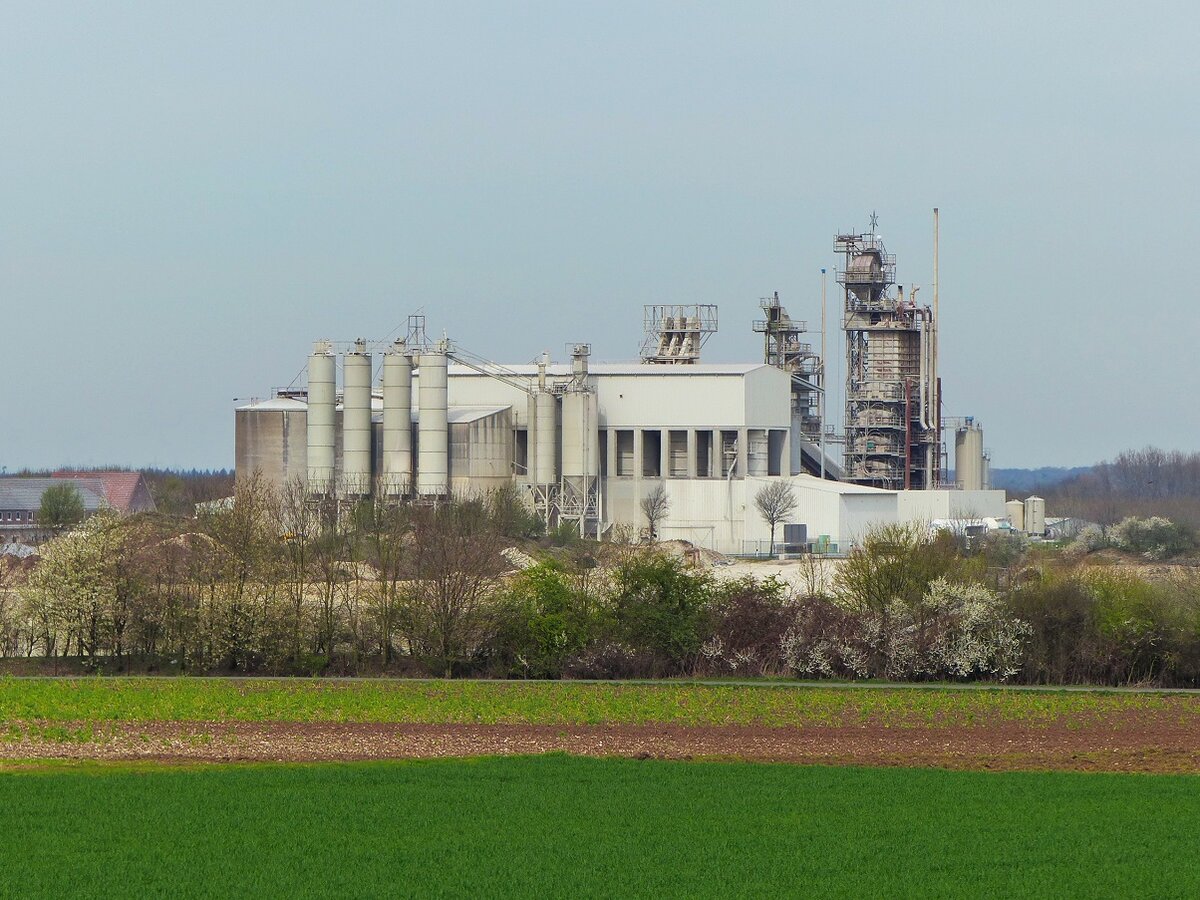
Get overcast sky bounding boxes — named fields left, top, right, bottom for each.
left=3, top=1, right=1196, bottom=471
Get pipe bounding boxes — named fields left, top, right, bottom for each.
left=820, top=268, right=827, bottom=480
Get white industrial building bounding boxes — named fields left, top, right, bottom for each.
left=235, top=330, right=1005, bottom=554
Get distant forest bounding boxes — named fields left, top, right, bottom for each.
left=1040, top=448, right=1200, bottom=530
left=988, top=467, right=1094, bottom=495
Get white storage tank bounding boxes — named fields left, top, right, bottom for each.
left=1005, top=499, right=1025, bottom=532
left=954, top=419, right=984, bottom=490
left=417, top=341, right=449, bottom=496
left=306, top=341, right=336, bottom=495
left=1024, top=496, right=1046, bottom=537
left=561, top=391, right=599, bottom=479
left=382, top=340, right=413, bottom=496
left=532, top=391, right=559, bottom=485
left=342, top=340, right=373, bottom=496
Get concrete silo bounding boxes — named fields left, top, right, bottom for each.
left=1024, top=496, right=1046, bottom=537
left=417, top=340, right=449, bottom=496
left=341, top=340, right=373, bottom=496
left=1005, top=499, right=1025, bottom=532
left=954, top=419, right=985, bottom=491
left=559, top=344, right=600, bottom=534
left=306, top=341, right=336, bottom=495
left=382, top=340, right=413, bottom=496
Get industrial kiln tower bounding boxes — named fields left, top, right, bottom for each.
left=838, top=212, right=941, bottom=490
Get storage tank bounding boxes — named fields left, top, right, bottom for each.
left=532, top=391, right=559, bottom=484
left=1005, top=499, right=1025, bottom=532
left=417, top=341, right=449, bottom=496
left=747, top=430, right=769, bottom=476
left=306, top=341, right=336, bottom=495
left=954, top=419, right=984, bottom=490
left=342, top=340, right=373, bottom=496
left=561, top=391, right=599, bottom=480
left=1024, top=496, right=1046, bottom=537
left=382, top=340, right=413, bottom=496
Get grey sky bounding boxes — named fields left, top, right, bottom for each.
left=3, top=1, right=1196, bottom=471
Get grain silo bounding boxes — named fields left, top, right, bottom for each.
left=341, top=340, right=373, bottom=496
left=417, top=341, right=449, bottom=496
left=306, top=341, right=336, bottom=495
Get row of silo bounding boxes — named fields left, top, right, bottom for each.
left=304, top=338, right=449, bottom=498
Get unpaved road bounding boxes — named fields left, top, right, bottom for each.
left=6, top=718, right=1200, bottom=773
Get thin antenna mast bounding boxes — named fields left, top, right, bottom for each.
left=820, top=267, right=827, bottom=479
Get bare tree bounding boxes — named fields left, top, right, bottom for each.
left=754, top=481, right=798, bottom=555
left=407, top=500, right=504, bottom=677
left=640, top=484, right=670, bottom=542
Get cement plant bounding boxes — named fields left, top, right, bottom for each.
left=236, top=211, right=1038, bottom=554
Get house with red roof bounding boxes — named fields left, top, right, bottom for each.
left=51, top=471, right=157, bottom=514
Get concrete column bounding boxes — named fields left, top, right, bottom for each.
left=634, top=429, right=644, bottom=480
left=606, top=428, right=617, bottom=479
left=780, top=429, right=791, bottom=477
left=660, top=429, right=669, bottom=480
left=737, top=428, right=748, bottom=479
left=687, top=430, right=697, bottom=479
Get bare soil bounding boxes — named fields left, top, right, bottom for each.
left=6, top=717, right=1200, bottom=773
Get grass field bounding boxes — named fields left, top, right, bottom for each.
left=2, top=676, right=1197, bottom=729
left=0, top=755, right=1196, bottom=898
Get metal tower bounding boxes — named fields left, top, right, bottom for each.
left=753, top=292, right=822, bottom=443
left=837, top=220, right=939, bottom=490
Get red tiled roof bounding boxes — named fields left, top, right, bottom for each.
left=52, top=471, right=155, bottom=513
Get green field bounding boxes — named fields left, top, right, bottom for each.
left=2, top=676, right=1197, bottom=729
left=0, top=755, right=1195, bottom=898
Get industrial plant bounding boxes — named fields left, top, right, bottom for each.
left=236, top=212, right=1012, bottom=553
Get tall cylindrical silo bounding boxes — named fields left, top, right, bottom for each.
left=417, top=342, right=449, bottom=496
left=382, top=340, right=413, bottom=495
left=561, top=391, right=599, bottom=480
left=954, top=422, right=984, bottom=491
left=306, top=341, right=336, bottom=495
left=341, top=340, right=373, bottom=496
left=534, top=391, right=558, bottom=484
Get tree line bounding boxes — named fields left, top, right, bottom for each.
left=1043, top=447, right=1200, bottom=530
left=4, top=477, right=1200, bottom=685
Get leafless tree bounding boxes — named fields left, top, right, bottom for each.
left=754, top=481, right=798, bottom=555
left=640, top=484, right=670, bottom=542
left=407, top=500, right=504, bottom=677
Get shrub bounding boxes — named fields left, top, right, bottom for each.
left=609, top=553, right=712, bottom=675
left=494, top=562, right=598, bottom=679
left=1108, top=516, right=1196, bottom=560
left=697, top=577, right=793, bottom=676
left=781, top=579, right=1029, bottom=682
left=834, top=523, right=959, bottom=612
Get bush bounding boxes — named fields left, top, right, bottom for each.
left=834, top=523, right=960, bottom=612
left=1108, top=517, right=1196, bottom=560
left=781, top=579, right=1029, bottom=681
left=697, top=577, right=793, bottom=676
left=609, top=553, right=712, bottom=675
left=494, top=562, right=597, bottom=679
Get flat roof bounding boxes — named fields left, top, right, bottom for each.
left=449, top=362, right=773, bottom=377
